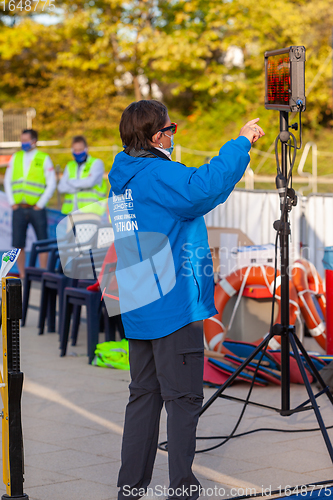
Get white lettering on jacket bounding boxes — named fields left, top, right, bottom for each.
left=114, top=220, right=139, bottom=232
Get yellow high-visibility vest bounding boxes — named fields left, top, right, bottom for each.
left=61, top=156, right=107, bottom=215
left=12, top=150, right=48, bottom=205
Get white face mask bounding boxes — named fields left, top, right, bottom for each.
left=165, top=135, right=174, bottom=155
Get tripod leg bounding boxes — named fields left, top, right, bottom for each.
left=293, top=333, right=333, bottom=405
left=281, top=331, right=290, bottom=413
left=289, top=333, right=333, bottom=462
left=200, top=335, right=270, bottom=416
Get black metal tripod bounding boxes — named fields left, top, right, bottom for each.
left=199, top=111, right=333, bottom=462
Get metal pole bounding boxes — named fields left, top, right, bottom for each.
left=56, top=165, right=62, bottom=211
left=0, top=110, right=3, bottom=143
left=245, top=167, right=254, bottom=190
left=279, top=111, right=290, bottom=414
left=176, top=144, right=181, bottom=163
left=112, top=145, right=118, bottom=162
left=312, top=144, right=318, bottom=194
left=1, top=278, right=28, bottom=500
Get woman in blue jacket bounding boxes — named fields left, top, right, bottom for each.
left=108, top=100, right=264, bottom=500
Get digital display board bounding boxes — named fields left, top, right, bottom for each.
left=265, top=46, right=306, bottom=112
left=266, top=54, right=290, bottom=106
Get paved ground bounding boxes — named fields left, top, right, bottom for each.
left=0, top=286, right=333, bottom=500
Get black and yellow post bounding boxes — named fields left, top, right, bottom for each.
left=1, top=277, right=28, bottom=500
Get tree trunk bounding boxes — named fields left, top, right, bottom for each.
left=133, top=75, right=142, bottom=101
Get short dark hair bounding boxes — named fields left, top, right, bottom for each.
left=119, top=100, right=168, bottom=150
left=22, top=129, right=38, bottom=142
left=72, top=135, right=88, bottom=147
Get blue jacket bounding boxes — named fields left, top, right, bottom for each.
left=108, top=136, right=251, bottom=340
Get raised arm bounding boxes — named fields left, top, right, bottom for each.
left=155, top=119, right=264, bottom=220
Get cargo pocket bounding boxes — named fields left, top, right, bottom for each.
left=176, top=347, right=204, bottom=398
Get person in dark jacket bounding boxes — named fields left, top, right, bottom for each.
left=108, top=100, right=264, bottom=500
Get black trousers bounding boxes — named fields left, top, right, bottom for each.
left=117, top=321, right=204, bottom=500
left=12, top=206, right=48, bottom=248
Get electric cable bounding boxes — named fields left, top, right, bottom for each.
left=195, top=422, right=333, bottom=441
left=195, top=341, right=271, bottom=454
left=298, top=108, right=303, bottom=150
left=288, top=102, right=303, bottom=150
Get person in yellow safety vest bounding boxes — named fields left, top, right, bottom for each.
left=57, top=135, right=107, bottom=216
left=4, top=129, right=56, bottom=279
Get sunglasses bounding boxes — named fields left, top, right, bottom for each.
left=159, top=122, right=177, bottom=135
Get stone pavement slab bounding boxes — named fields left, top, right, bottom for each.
left=0, top=288, right=332, bottom=500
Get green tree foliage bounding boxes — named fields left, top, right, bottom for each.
left=0, top=0, right=333, bottom=143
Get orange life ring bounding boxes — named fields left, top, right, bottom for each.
left=204, top=265, right=300, bottom=352
left=291, top=258, right=326, bottom=350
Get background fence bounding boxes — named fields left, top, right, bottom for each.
left=0, top=109, right=36, bottom=143
left=0, top=140, right=332, bottom=276
left=205, top=189, right=332, bottom=277
left=0, top=140, right=332, bottom=194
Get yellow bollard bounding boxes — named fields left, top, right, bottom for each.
left=1, top=277, right=28, bottom=500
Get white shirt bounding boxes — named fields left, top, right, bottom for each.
left=57, top=156, right=105, bottom=211
left=4, top=148, right=56, bottom=209
left=155, top=146, right=172, bottom=160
